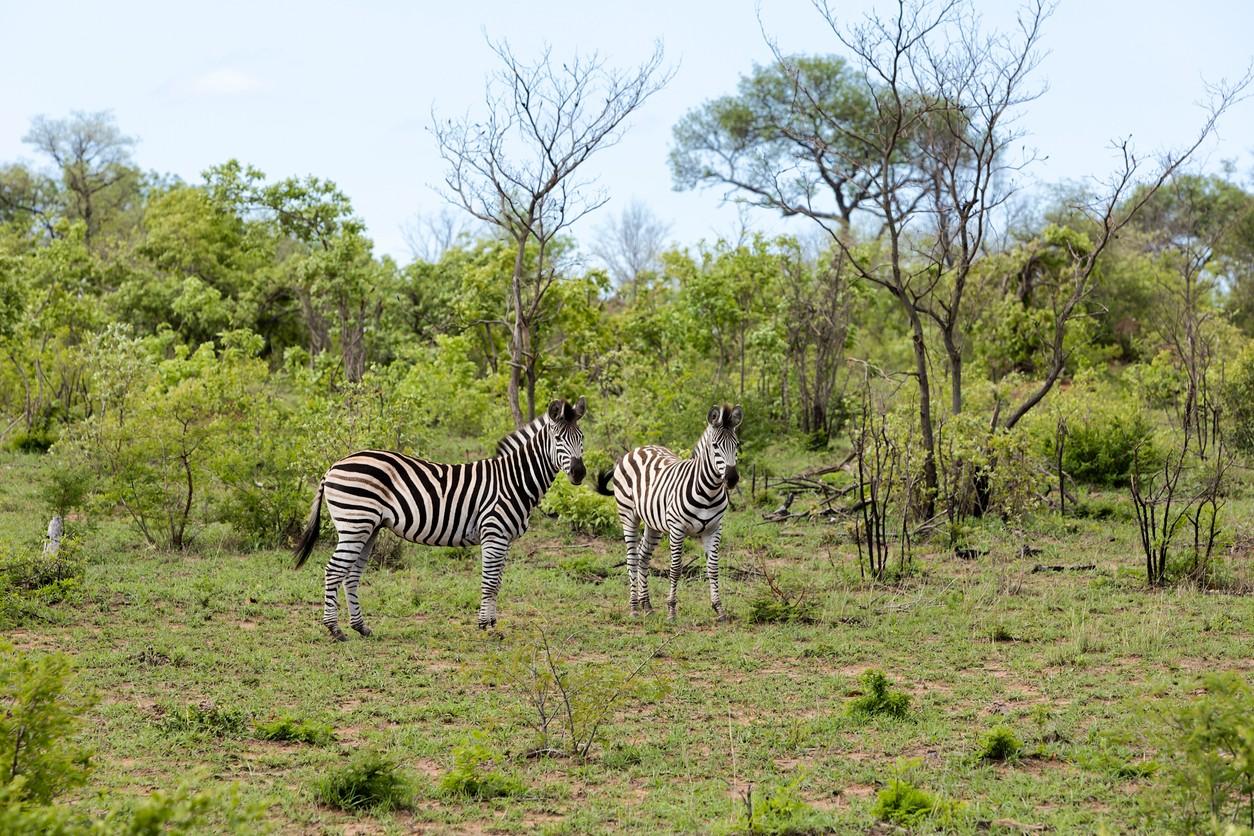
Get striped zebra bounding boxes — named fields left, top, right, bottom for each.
left=294, top=398, right=587, bottom=639
left=595, top=404, right=742, bottom=621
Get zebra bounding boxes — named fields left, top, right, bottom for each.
left=595, top=404, right=742, bottom=621
left=293, top=397, right=587, bottom=639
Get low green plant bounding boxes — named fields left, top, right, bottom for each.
left=438, top=738, right=525, bottom=800
left=1042, top=399, right=1158, bottom=486
left=0, top=642, right=93, bottom=805
left=539, top=478, right=618, bottom=537
left=871, top=778, right=936, bottom=826
left=737, top=775, right=824, bottom=834
left=977, top=725, right=1024, bottom=762
left=847, top=670, right=910, bottom=720
left=254, top=715, right=334, bottom=746
left=160, top=702, right=250, bottom=738
left=746, top=590, right=816, bottom=624
left=315, top=751, right=413, bottom=812
left=558, top=554, right=610, bottom=582
left=870, top=761, right=966, bottom=829
left=1142, top=673, right=1254, bottom=832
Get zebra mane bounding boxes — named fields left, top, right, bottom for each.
left=494, top=416, right=548, bottom=458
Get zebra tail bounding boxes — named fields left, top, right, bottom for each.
left=293, top=481, right=325, bottom=569
left=594, top=468, right=615, bottom=497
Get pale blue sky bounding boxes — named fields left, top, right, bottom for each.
left=2, top=0, right=1252, bottom=262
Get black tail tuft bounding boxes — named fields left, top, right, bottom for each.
left=293, top=482, right=325, bottom=569
left=594, top=468, right=615, bottom=497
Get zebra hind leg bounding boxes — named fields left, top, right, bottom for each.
left=637, top=527, right=661, bottom=615
left=346, top=529, right=381, bottom=637
left=324, top=530, right=373, bottom=642
left=621, top=515, right=640, bottom=616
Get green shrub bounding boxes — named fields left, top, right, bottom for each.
left=1044, top=401, right=1158, bottom=486
left=0, top=544, right=84, bottom=594
left=747, top=589, right=817, bottom=624
left=0, top=642, right=93, bottom=805
left=1226, top=343, right=1254, bottom=455
left=539, top=478, right=619, bottom=537
left=160, top=702, right=250, bottom=738
left=847, top=670, right=910, bottom=720
left=559, top=554, right=611, bottom=582
left=738, top=775, right=824, bottom=834
left=871, top=778, right=936, bottom=826
left=1143, top=673, right=1254, bottom=832
left=977, top=725, right=1024, bottom=762
left=439, top=738, right=525, bottom=800
left=315, top=751, right=413, bottom=812
left=254, top=715, right=334, bottom=746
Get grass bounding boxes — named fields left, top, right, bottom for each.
left=2, top=449, right=1253, bottom=831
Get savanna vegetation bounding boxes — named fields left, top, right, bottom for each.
left=2, top=0, right=1254, bottom=832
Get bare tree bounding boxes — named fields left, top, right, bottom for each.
left=590, top=199, right=671, bottom=300
left=22, top=111, right=138, bottom=244
left=998, top=72, right=1253, bottom=432
left=758, top=0, right=1051, bottom=518
left=401, top=207, right=478, bottom=262
left=434, top=39, right=672, bottom=425
left=780, top=245, right=853, bottom=439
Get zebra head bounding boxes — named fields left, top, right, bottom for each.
left=546, top=397, right=587, bottom=485
left=703, top=404, right=744, bottom=490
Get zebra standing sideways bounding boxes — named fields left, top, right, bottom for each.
left=294, top=398, right=587, bottom=639
left=595, top=404, right=742, bottom=621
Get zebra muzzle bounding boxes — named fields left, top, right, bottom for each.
left=725, top=465, right=739, bottom=490
left=568, top=459, right=586, bottom=485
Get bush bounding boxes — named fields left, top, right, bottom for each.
left=738, top=776, right=825, bottom=834
left=1143, top=673, right=1254, bottom=832
left=160, top=702, right=250, bottom=739
left=315, top=751, right=413, bottom=812
left=977, top=725, right=1024, bottom=762
left=0, top=642, right=93, bottom=805
left=539, top=478, right=618, bottom=537
left=1044, top=399, right=1158, bottom=486
left=0, top=544, right=84, bottom=594
left=871, top=778, right=936, bottom=826
left=1225, top=343, right=1254, bottom=455
left=438, top=739, right=524, bottom=800
left=254, top=715, right=334, bottom=746
left=746, top=589, right=817, bottom=625
left=847, top=670, right=910, bottom=720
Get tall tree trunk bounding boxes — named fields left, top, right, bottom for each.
left=943, top=327, right=962, bottom=416
left=507, top=239, right=527, bottom=428
left=902, top=300, right=938, bottom=521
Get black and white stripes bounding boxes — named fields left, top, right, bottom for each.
left=294, top=398, right=586, bottom=638
left=596, top=404, right=743, bottom=621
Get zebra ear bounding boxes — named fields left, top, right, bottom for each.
left=730, top=404, right=744, bottom=428
left=572, top=396, right=587, bottom=420
left=708, top=405, right=722, bottom=426
left=547, top=400, right=564, bottom=421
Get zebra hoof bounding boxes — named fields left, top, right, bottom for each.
left=351, top=623, right=373, bottom=637
left=666, top=609, right=677, bottom=623
left=328, top=626, right=349, bottom=642
left=715, top=611, right=731, bottom=623
left=477, top=619, right=497, bottom=630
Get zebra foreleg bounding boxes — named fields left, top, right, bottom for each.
left=702, top=527, right=727, bottom=621
left=346, top=529, right=380, bottom=636
left=637, top=527, right=661, bottom=615
left=477, top=535, right=509, bottom=629
left=665, top=526, right=685, bottom=622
